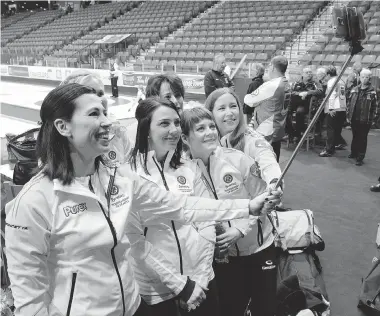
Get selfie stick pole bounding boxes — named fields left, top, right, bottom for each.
left=275, top=42, right=363, bottom=189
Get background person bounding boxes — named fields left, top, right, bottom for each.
left=204, top=54, right=234, bottom=98
left=346, top=69, right=379, bottom=166
left=128, top=98, right=219, bottom=316
left=181, top=107, right=281, bottom=316
left=345, top=62, right=362, bottom=98
left=244, top=56, right=291, bottom=162
left=5, top=83, right=278, bottom=316
left=289, top=67, right=323, bottom=142
left=243, top=63, right=265, bottom=124
left=110, top=58, right=120, bottom=98
left=319, top=66, right=347, bottom=157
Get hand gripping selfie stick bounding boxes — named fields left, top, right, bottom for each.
left=274, top=5, right=365, bottom=190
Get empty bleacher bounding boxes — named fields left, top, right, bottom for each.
left=142, top=1, right=326, bottom=74
left=1, top=11, right=34, bottom=29
left=1, top=9, right=65, bottom=47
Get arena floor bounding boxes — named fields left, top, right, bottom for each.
left=1, top=80, right=380, bottom=316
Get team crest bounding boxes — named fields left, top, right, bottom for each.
left=110, top=185, right=119, bottom=195
left=177, top=176, right=186, bottom=185
left=108, top=151, right=117, bottom=160
left=223, top=174, right=233, bottom=183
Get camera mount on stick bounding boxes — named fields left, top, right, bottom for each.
left=275, top=5, right=367, bottom=189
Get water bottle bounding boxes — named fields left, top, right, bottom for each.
left=214, top=222, right=229, bottom=264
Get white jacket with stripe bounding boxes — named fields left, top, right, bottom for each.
left=5, top=163, right=250, bottom=316
left=126, top=151, right=215, bottom=305
left=195, top=146, right=275, bottom=257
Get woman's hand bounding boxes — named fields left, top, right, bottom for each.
left=216, top=227, right=243, bottom=252
left=181, top=283, right=207, bottom=311
left=248, top=190, right=281, bottom=216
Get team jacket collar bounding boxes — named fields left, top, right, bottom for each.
left=143, top=150, right=175, bottom=173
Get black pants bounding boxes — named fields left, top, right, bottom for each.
left=214, top=244, right=278, bottom=316
left=134, top=299, right=150, bottom=316
left=325, top=111, right=346, bottom=153
left=295, top=104, right=309, bottom=138
left=110, top=76, right=118, bottom=97
left=351, top=120, right=371, bottom=161
left=147, top=278, right=220, bottom=316
left=271, top=141, right=281, bottom=162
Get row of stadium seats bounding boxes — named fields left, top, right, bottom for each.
left=51, top=1, right=214, bottom=59
left=5, top=2, right=138, bottom=56
left=1, top=9, right=64, bottom=46
left=1, top=11, right=34, bottom=29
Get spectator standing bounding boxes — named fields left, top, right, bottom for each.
left=319, top=66, right=347, bottom=157
left=204, top=54, right=234, bottom=98
left=345, top=62, right=362, bottom=98
left=289, top=67, right=323, bottom=142
left=243, top=63, right=265, bottom=124
left=346, top=69, right=379, bottom=166
left=244, top=56, right=291, bottom=162
left=110, top=59, right=120, bottom=98
left=315, top=67, right=328, bottom=137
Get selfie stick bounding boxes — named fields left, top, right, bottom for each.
left=275, top=41, right=363, bottom=189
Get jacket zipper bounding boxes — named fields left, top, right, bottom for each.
left=66, top=272, right=77, bottom=316
left=152, top=157, right=184, bottom=275
left=89, top=169, right=126, bottom=316
left=205, top=160, right=240, bottom=256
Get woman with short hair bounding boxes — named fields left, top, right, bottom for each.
left=181, top=106, right=281, bottom=316
left=5, top=84, right=275, bottom=316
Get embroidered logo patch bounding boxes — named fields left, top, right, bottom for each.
left=110, top=185, right=119, bottom=196
left=177, top=176, right=186, bottom=185
left=253, top=88, right=260, bottom=96
left=223, top=174, right=233, bottom=184
left=63, top=203, right=87, bottom=217
left=108, top=151, right=116, bottom=160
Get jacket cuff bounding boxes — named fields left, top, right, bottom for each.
left=269, top=178, right=283, bottom=189
left=178, top=277, right=196, bottom=303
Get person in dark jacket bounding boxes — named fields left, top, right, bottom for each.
left=204, top=54, right=234, bottom=98
left=289, top=67, right=323, bottom=141
left=345, top=62, right=362, bottom=99
left=244, top=63, right=265, bottom=123
left=346, top=68, right=379, bottom=166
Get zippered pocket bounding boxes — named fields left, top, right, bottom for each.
left=66, top=272, right=77, bottom=316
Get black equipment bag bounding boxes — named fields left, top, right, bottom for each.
left=6, top=128, right=40, bottom=185
left=277, top=250, right=330, bottom=316
left=357, top=224, right=380, bottom=315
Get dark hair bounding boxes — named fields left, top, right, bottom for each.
left=326, top=65, right=337, bottom=77
left=36, top=83, right=98, bottom=185
left=129, top=97, right=183, bottom=175
left=181, top=107, right=214, bottom=136
left=271, top=55, right=288, bottom=74
left=146, top=74, right=185, bottom=100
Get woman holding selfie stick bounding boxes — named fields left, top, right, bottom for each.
left=5, top=84, right=279, bottom=316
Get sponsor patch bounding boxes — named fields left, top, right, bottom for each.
left=108, top=151, right=117, bottom=160
left=63, top=203, right=87, bottom=217
left=253, top=88, right=260, bottom=96
left=255, top=139, right=271, bottom=148
left=223, top=174, right=233, bottom=184
left=110, top=185, right=119, bottom=196
left=177, top=176, right=186, bottom=185
left=262, top=260, right=276, bottom=270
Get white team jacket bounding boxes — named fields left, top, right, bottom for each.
left=220, top=130, right=281, bottom=185
left=126, top=150, right=215, bottom=304
left=5, top=163, right=250, bottom=316
left=195, top=146, right=275, bottom=257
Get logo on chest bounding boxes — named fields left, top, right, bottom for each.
left=176, top=176, right=192, bottom=193
left=222, top=174, right=239, bottom=194
left=63, top=203, right=87, bottom=217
